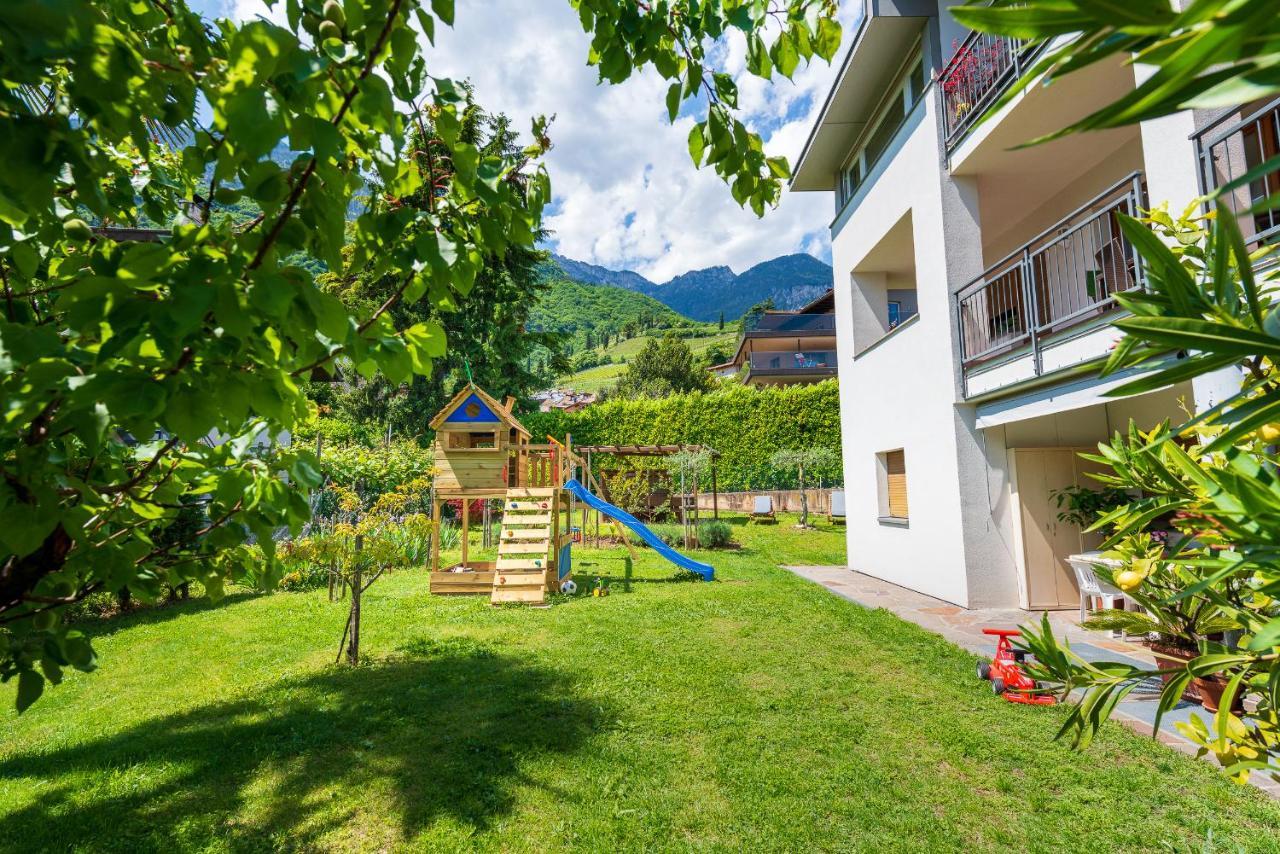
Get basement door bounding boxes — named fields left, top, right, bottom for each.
left=1007, top=448, right=1107, bottom=610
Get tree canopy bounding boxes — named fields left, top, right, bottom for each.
left=613, top=332, right=715, bottom=399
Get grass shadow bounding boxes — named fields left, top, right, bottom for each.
left=0, top=638, right=609, bottom=851
left=74, top=589, right=263, bottom=640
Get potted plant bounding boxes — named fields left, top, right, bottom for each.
left=1081, top=534, right=1242, bottom=711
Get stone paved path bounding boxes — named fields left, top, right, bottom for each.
left=785, top=565, right=1280, bottom=799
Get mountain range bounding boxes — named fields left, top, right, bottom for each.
left=549, top=252, right=833, bottom=321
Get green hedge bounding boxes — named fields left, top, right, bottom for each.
left=522, top=380, right=842, bottom=491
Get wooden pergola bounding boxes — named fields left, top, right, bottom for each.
left=575, top=444, right=721, bottom=521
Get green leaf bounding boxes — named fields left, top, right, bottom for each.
left=771, top=32, right=800, bottom=79
left=1112, top=316, right=1280, bottom=360
left=687, top=123, right=707, bottom=167
left=814, top=16, right=842, bottom=62
left=666, top=82, right=681, bottom=123
left=431, top=0, right=454, bottom=26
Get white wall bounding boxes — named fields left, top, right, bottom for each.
left=832, top=86, right=979, bottom=606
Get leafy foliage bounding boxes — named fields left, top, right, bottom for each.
left=572, top=0, right=842, bottom=214
left=953, top=0, right=1280, bottom=146
left=0, top=0, right=550, bottom=710
left=697, top=519, right=734, bottom=548
left=525, top=380, right=843, bottom=491
left=769, top=446, right=840, bottom=526
left=1018, top=208, right=1280, bottom=782
left=313, top=95, right=564, bottom=438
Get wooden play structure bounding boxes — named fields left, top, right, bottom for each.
left=426, top=384, right=716, bottom=604
left=575, top=444, right=720, bottom=547
left=426, top=384, right=576, bottom=604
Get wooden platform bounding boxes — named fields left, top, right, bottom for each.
left=429, top=563, right=498, bottom=595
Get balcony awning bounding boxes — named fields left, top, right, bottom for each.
left=791, top=14, right=929, bottom=192
left=973, top=367, right=1170, bottom=430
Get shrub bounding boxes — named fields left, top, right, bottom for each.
left=697, top=520, right=734, bottom=548
left=648, top=524, right=682, bottom=547
left=317, top=441, right=434, bottom=497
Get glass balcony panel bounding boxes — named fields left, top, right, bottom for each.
left=748, top=313, right=837, bottom=334
left=748, top=350, right=836, bottom=371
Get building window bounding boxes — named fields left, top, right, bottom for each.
left=887, top=301, right=901, bottom=329
left=837, top=48, right=927, bottom=208
left=878, top=449, right=908, bottom=521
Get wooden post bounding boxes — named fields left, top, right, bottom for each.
left=347, top=535, right=363, bottom=666
left=430, top=498, right=442, bottom=572
left=461, top=498, right=470, bottom=567
left=711, top=459, right=719, bottom=520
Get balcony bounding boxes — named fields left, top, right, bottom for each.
left=1193, top=97, right=1280, bottom=252
left=746, top=350, right=837, bottom=381
left=938, top=30, right=1047, bottom=151
left=955, top=173, right=1146, bottom=395
left=745, top=312, right=837, bottom=335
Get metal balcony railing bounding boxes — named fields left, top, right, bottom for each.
left=955, top=173, right=1146, bottom=373
left=1193, top=97, right=1280, bottom=252
left=745, top=312, right=837, bottom=334
left=938, top=30, right=1046, bottom=150
left=748, top=350, right=837, bottom=373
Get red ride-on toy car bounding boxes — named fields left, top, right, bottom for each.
left=977, top=628, right=1056, bottom=706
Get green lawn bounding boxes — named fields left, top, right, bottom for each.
left=562, top=330, right=738, bottom=393
left=3, top=515, right=1279, bottom=851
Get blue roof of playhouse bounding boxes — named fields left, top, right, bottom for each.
left=446, top=393, right=499, bottom=424
left=429, top=384, right=530, bottom=436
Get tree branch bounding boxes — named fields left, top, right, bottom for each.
left=245, top=0, right=407, bottom=274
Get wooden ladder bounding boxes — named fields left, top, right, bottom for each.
left=491, top=487, right=555, bottom=605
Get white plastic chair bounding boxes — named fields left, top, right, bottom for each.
left=1067, top=553, right=1128, bottom=634
left=750, top=495, right=775, bottom=522
left=828, top=490, right=846, bottom=523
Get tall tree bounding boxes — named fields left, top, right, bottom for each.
left=614, top=333, right=714, bottom=399
left=319, top=95, right=567, bottom=438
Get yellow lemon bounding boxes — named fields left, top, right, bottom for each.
left=1115, top=569, right=1145, bottom=591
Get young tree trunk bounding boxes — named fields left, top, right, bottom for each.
left=799, top=464, right=808, bottom=527
left=346, top=536, right=363, bottom=666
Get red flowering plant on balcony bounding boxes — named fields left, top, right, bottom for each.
left=938, top=38, right=1008, bottom=125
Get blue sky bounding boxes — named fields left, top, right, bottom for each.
left=201, top=0, right=849, bottom=281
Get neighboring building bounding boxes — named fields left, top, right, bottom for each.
left=532, top=388, right=598, bottom=413
left=792, top=1, right=1265, bottom=609
left=715, top=290, right=840, bottom=387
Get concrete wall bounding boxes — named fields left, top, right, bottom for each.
left=816, top=15, right=1230, bottom=610
left=694, top=490, right=837, bottom=515
left=830, top=30, right=987, bottom=606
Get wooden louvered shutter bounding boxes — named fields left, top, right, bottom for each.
left=886, top=450, right=908, bottom=519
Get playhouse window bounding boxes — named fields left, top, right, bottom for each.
left=448, top=430, right=499, bottom=449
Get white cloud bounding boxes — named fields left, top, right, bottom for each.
left=222, top=0, right=852, bottom=283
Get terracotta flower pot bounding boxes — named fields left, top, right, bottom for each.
left=1192, top=674, right=1246, bottom=715
left=1146, top=641, right=1199, bottom=702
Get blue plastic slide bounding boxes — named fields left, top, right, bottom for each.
left=562, top=478, right=714, bottom=581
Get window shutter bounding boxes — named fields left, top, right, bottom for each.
left=886, top=450, right=908, bottom=518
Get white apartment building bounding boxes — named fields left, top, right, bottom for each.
left=792, top=0, right=1276, bottom=609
